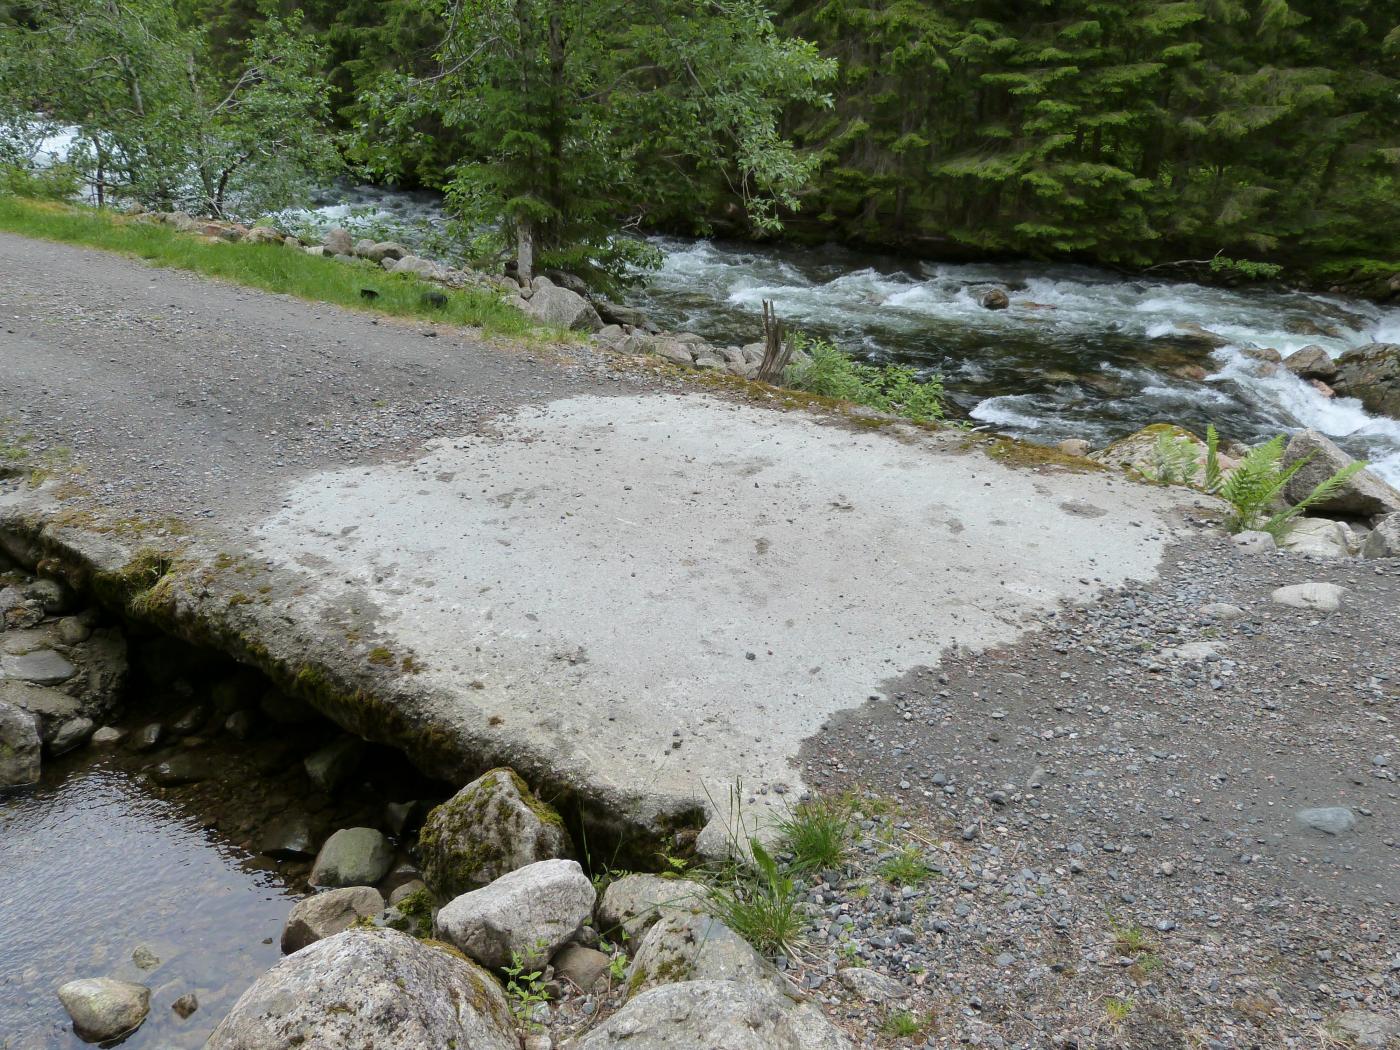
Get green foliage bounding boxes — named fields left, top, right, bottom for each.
left=776, top=795, right=854, bottom=872
left=705, top=838, right=804, bottom=958
left=0, top=197, right=534, bottom=337
left=784, top=335, right=945, bottom=423
left=880, top=1009, right=932, bottom=1038
left=878, top=847, right=932, bottom=887
left=1145, top=430, right=1202, bottom=485
left=362, top=0, right=835, bottom=289
left=501, top=949, right=550, bottom=1029
left=1209, top=255, right=1284, bottom=281
left=1214, top=435, right=1367, bottom=538
left=0, top=161, right=80, bottom=200
left=0, top=0, right=341, bottom=216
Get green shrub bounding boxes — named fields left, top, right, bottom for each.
left=0, top=162, right=82, bottom=201
left=784, top=334, right=945, bottom=424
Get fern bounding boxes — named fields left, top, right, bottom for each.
left=1145, top=430, right=1200, bottom=485
left=1215, top=436, right=1368, bottom=539
left=1261, top=461, right=1367, bottom=539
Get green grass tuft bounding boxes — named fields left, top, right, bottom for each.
left=879, top=846, right=933, bottom=886
left=0, top=197, right=537, bottom=338
left=777, top=795, right=855, bottom=872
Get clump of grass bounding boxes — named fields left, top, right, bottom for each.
left=880, top=1008, right=933, bottom=1039
left=0, top=197, right=536, bottom=338
left=879, top=846, right=932, bottom=887
left=1104, top=995, right=1134, bottom=1023
left=784, top=334, right=945, bottom=424
left=705, top=838, right=804, bottom=958
left=1109, top=913, right=1153, bottom=956
left=777, top=795, right=854, bottom=872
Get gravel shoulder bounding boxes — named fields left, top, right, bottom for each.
left=798, top=535, right=1399, bottom=1048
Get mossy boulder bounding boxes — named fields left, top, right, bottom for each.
left=625, top=912, right=776, bottom=999
left=418, top=767, right=571, bottom=898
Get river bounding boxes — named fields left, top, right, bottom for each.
left=285, top=185, right=1400, bottom=485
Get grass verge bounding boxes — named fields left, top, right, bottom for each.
left=0, top=196, right=538, bottom=338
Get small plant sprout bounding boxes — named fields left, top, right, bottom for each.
left=1108, top=913, right=1153, bottom=957
left=778, top=795, right=855, bottom=872
left=705, top=838, right=805, bottom=958
left=879, top=847, right=932, bottom=887
left=501, top=949, right=550, bottom=1029
left=1104, top=995, right=1134, bottom=1024
left=880, top=1008, right=933, bottom=1039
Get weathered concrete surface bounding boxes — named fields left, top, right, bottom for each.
left=0, top=232, right=1202, bottom=840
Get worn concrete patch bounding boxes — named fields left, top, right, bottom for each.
left=250, top=393, right=1191, bottom=829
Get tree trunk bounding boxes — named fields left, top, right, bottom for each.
left=517, top=219, right=535, bottom=285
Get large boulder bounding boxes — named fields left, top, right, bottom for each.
left=519, top=276, right=603, bottom=332
left=0, top=699, right=42, bottom=787
left=1088, top=423, right=1208, bottom=483
left=1333, top=343, right=1400, bottom=418
left=281, top=886, right=386, bottom=954
left=434, top=858, right=594, bottom=969
left=1363, top=513, right=1400, bottom=558
left=1283, top=345, right=1338, bottom=382
left=206, top=928, right=516, bottom=1050
left=57, top=977, right=150, bottom=1042
left=626, top=912, right=775, bottom=997
left=1279, top=517, right=1354, bottom=559
left=389, top=255, right=448, bottom=282
left=597, top=874, right=707, bottom=942
left=1282, top=430, right=1400, bottom=519
left=418, top=767, right=571, bottom=898
left=322, top=227, right=353, bottom=256
left=309, top=827, right=393, bottom=888
left=564, top=979, right=853, bottom=1050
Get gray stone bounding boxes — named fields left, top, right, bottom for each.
left=596, top=873, right=706, bottom=942
left=519, top=276, right=603, bottom=332
left=1280, top=516, right=1353, bottom=559
left=129, top=723, right=164, bottom=752
left=1362, top=513, right=1400, bottom=558
left=1294, top=806, right=1357, bottom=835
left=1233, top=530, right=1277, bottom=554
left=389, top=879, right=427, bottom=906
left=90, top=726, right=124, bottom=747
left=56, top=616, right=92, bottom=645
left=0, top=699, right=41, bottom=787
left=419, top=767, right=571, bottom=898
left=172, top=992, right=199, bottom=1019
left=553, top=943, right=611, bottom=992
left=304, top=736, right=365, bottom=793
left=1283, top=430, right=1400, bottom=518
left=281, top=886, right=386, bottom=953
left=595, top=324, right=626, bottom=345
left=838, top=967, right=910, bottom=1002
left=322, top=228, right=353, bottom=256
left=224, top=710, right=255, bottom=739
left=1, top=648, right=77, bottom=685
left=651, top=339, right=695, bottom=365
left=131, top=944, right=161, bottom=970
left=1057, top=439, right=1090, bottom=457
left=1199, top=602, right=1246, bottom=621
left=980, top=287, right=1010, bottom=310
left=57, top=977, right=150, bottom=1042
left=1283, top=345, right=1338, bottom=382
left=1328, top=1009, right=1400, bottom=1048
left=389, top=255, right=449, bottom=281
left=1333, top=342, right=1400, bottom=419
left=170, top=705, right=207, bottom=735
left=434, top=858, right=595, bottom=970
left=564, top=979, right=853, bottom=1050
left=1271, top=581, right=1345, bottom=612
left=25, top=576, right=71, bottom=614
left=50, top=716, right=94, bottom=755
left=206, top=928, right=516, bottom=1050
left=259, top=812, right=319, bottom=859
left=626, top=911, right=775, bottom=997
left=310, top=827, right=394, bottom=888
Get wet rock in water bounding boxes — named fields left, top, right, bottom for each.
left=128, top=723, right=164, bottom=753
left=419, top=767, right=571, bottom=898
left=434, top=858, right=594, bottom=969
left=1271, top=581, right=1345, bottom=612
left=1362, top=513, right=1400, bottom=558
left=564, top=979, right=853, bottom=1050
left=1, top=648, right=77, bottom=685
left=259, top=812, right=320, bottom=859
left=1283, top=344, right=1338, bottom=382
left=170, top=705, right=207, bottom=736
left=151, top=753, right=211, bottom=786
left=171, top=992, right=199, bottom=1019
left=553, top=943, right=610, bottom=992
left=1162, top=321, right=1230, bottom=349
left=1280, top=517, right=1354, bottom=559
left=1332, top=342, right=1400, bottom=419
left=304, top=736, right=366, bottom=793
left=281, top=886, right=386, bottom=954
left=1282, top=430, right=1400, bottom=519
left=1328, top=1009, right=1400, bottom=1048
left=626, top=912, right=776, bottom=997
left=50, top=716, right=95, bottom=755
left=596, top=873, right=706, bottom=943
left=310, top=827, right=393, bottom=888
left=57, top=977, right=150, bottom=1042
left=1294, top=806, right=1357, bottom=835
left=1233, top=530, right=1277, bottom=554
left=90, top=725, right=124, bottom=747
left=0, top=699, right=42, bottom=787
left=206, top=928, right=516, bottom=1050
left=979, top=287, right=1010, bottom=310
left=132, top=945, right=161, bottom=970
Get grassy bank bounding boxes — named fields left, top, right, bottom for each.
left=0, top=197, right=538, bottom=337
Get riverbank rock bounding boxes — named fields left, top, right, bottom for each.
left=206, top=928, right=516, bottom=1050
left=597, top=873, right=706, bottom=942
left=1283, top=345, right=1338, bottom=382
left=303, top=736, right=365, bottom=793
left=1280, top=517, right=1353, bottom=559
left=1362, top=513, right=1400, bottom=558
left=281, top=886, right=385, bottom=953
left=389, top=255, right=448, bottom=281
left=419, top=767, right=571, bottom=898
left=1271, top=581, right=1345, bottom=612
left=1333, top=343, right=1400, bottom=418
left=0, top=699, right=41, bottom=786
left=1327, top=1009, right=1400, bottom=1048
left=1282, top=430, right=1400, bottom=518
left=434, top=858, right=595, bottom=969
left=1089, top=423, right=1205, bottom=481
left=979, top=287, right=1010, bottom=310
left=564, top=979, right=853, bottom=1050
left=518, top=276, right=604, bottom=332
left=322, top=228, right=353, bottom=256
left=57, top=977, right=150, bottom=1042
left=1295, top=806, right=1357, bottom=835
left=626, top=912, right=775, bottom=997
left=310, top=827, right=393, bottom=888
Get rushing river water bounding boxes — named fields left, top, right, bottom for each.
left=286, top=185, right=1400, bottom=485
